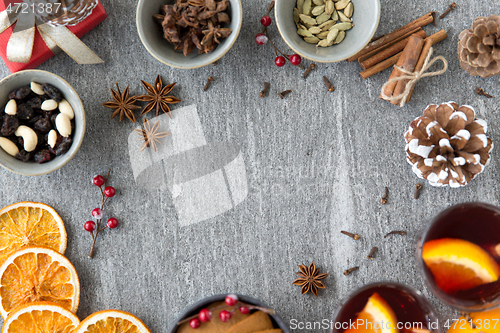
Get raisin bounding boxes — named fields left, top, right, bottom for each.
left=9, top=86, right=31, bottom=100
left=26, top=97, right=44, bottom=110
left=17, top=104, right=35, bottom=120
left=1, top=115, right=19, bottom=136
left=41, top=83, right=62, bottom=102
left=52, top=136, right=72, bottom=156
left=33, top=116, right=52, bottom=133
left=50, top=112, right=58, bottom=128
left=34, top=149, right=53, bottom=164
left=15, top=150, right=34, bottom=162
left=28, top=115, right=40, bottom=124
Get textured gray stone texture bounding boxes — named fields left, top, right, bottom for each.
left=0, top=0, right=499, bottom=332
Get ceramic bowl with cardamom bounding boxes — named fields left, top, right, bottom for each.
left=169, top=294, right=290, bottom=333
left=136, top=0, right=243, bottom=69
left=275, top=0, right=380, bottom=63
left=0, top=70, right=85, bottom=176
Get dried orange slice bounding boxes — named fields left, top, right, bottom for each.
left=76, top=310, right=151, bottom=333
left=0, top=246, right=80, bottom=319
left=422, top=238, right=500, bottom=293
left=446, top=308, right=500, bottom=333
left=344, top=293, right=398, bottom=333
left=0, top=202, right=67, bottom=266
left=1, top=302, right=80, bottom=333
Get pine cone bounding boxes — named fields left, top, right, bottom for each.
left=405, top=102, right=493, bottom=188
left=457, top=15, right=500, bottom=78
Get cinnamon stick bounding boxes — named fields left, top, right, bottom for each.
left=360, top=29, right=447, bottom=79
left=406, top=38, right=433, bottom=102
left=347, top=12, right=434, bottom=62
left=380, top=34, right=425, bottom=101
left=361, top=30, right=426, bottom=69
left=358, top=28, right=422, bottom=64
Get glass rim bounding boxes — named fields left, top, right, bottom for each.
left=416, top=201, right=500, bottom=312
left=331, top=281, right=441, bottom=333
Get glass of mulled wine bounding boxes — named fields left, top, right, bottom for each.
left=332, top=282, right=440, bottom=333
left=417, top=202, right=500, bottom=311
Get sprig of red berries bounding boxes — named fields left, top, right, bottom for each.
left=179, top=295, right=276, bottom=329
left=256, top=1, right=304, bottom=69
left=85, top=169, right=119, bottom=258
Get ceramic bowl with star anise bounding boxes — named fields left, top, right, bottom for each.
left=136, top=0, right=242, bottom=69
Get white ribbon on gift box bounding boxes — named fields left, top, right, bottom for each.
left=128, top=105, right=248, bottom=227
left=0, top=3, right=102, bottom=64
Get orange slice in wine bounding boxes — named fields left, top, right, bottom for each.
left=344, top=293, right=398, bottom=333
left=422, top=238, right=500, bottom=293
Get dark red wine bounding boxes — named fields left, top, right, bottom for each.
left=419, top=202, right=500, bottom=310
left=333, top=283, right=438, bottom=333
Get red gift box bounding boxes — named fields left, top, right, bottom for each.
left=0, top=1, right=107, bottom=73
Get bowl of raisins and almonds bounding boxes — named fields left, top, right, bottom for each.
left=0, top=70, right=85, bottom=176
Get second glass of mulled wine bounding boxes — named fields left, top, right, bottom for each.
left=417, top=202, right=500, bottom=311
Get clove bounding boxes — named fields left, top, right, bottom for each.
left=323, top=76, right=335, bottom=92
left=384, top=230, right=406, bottom=238
left=366, top=247, right=378, bottom=260
left=414, top=183, right=422, bottom=199
left=302, top=63, right=316, bottom=79
left=380, top=186, right=389, bottom=204
left=341, top=230, right=360, bottom=240
left=343, top=266, right=359, bottom=276
left=204, top=76, right=214, bottom=91
left=260, top=82, right=270, bottom=98
left=278, top=90, right=292, bottom=99
left=439, top=2, right=456, bottom=19
left=475, top=87, right=493, bottom=98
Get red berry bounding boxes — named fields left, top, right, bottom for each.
left=255, top=33, right=268, bottom=45
left=225, top=294, right=238, bottom=306
left=107, top=218, right=119, bottom=229
left=93, top=175, right=105, bottom=187
left=92, top=208, right=103, bottom=219
left=275, top=56, right=286, bottom=67
left=260, top=15, right=272, bottom=27
left=84, top=221, right=96, bottom=232
left=219, top=310, right=232, bottom=322
left=290, top=54, right=302, bottom=66
left=104, top=186, right=116, bottom=198
left=198, top=309, right=212, bottom=322
left=189, top=318, right=201, bottom=329
left=239, top=306, right=250, bottom=315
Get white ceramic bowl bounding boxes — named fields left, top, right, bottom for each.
left=275, top=0, right=381, bottom=63
left=0, top=70, right=85, bottom=176
left=136, top=0, right=243, bottom=69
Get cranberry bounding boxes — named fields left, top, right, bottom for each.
left=275, top=56, right=286, bottom=67
left=239, top=306, right=250, bottom=314
left=255, top=33, right=268, bottom=45
left=260, top=15, right=272, bottom=27
left=290, top=54, right=302, bottom=66
left=189, top=318, right=201, bottom=329
left=92, top=208, right=103, bottom=219
left=219, top=310, right=232, bottom=322
left=84, top=221, right=96, bottom=232
left=93, top=175, right=105, bottom=187
left=225, top=294, right=238, bottom=306
left=198, top=309, right=212, bottom=322
left=104, top=186, right=116, bottom=197
left=107, top=218, right=119, bottom=229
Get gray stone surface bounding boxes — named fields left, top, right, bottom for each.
left=0, top=0, right=499, bottom=332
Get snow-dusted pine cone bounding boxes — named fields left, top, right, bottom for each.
left=458, top=15, right=500, bottom=78
left=405, top=102, right=493, bottom=188
left=25, top=0, right=97, bottom=26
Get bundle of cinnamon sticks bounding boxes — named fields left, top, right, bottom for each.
left=348, top=12, right=447, bottom=80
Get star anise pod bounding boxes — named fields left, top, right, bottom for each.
left=102, top=82, right=141, bottom=123
left=292, top=262, right=329, bottom=297
left=134, top=118, right=170, bottom=152
left=137, top=75, right=181, bottom=118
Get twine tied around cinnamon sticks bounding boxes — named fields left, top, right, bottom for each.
left=380, top=48, right=448, bottom=107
